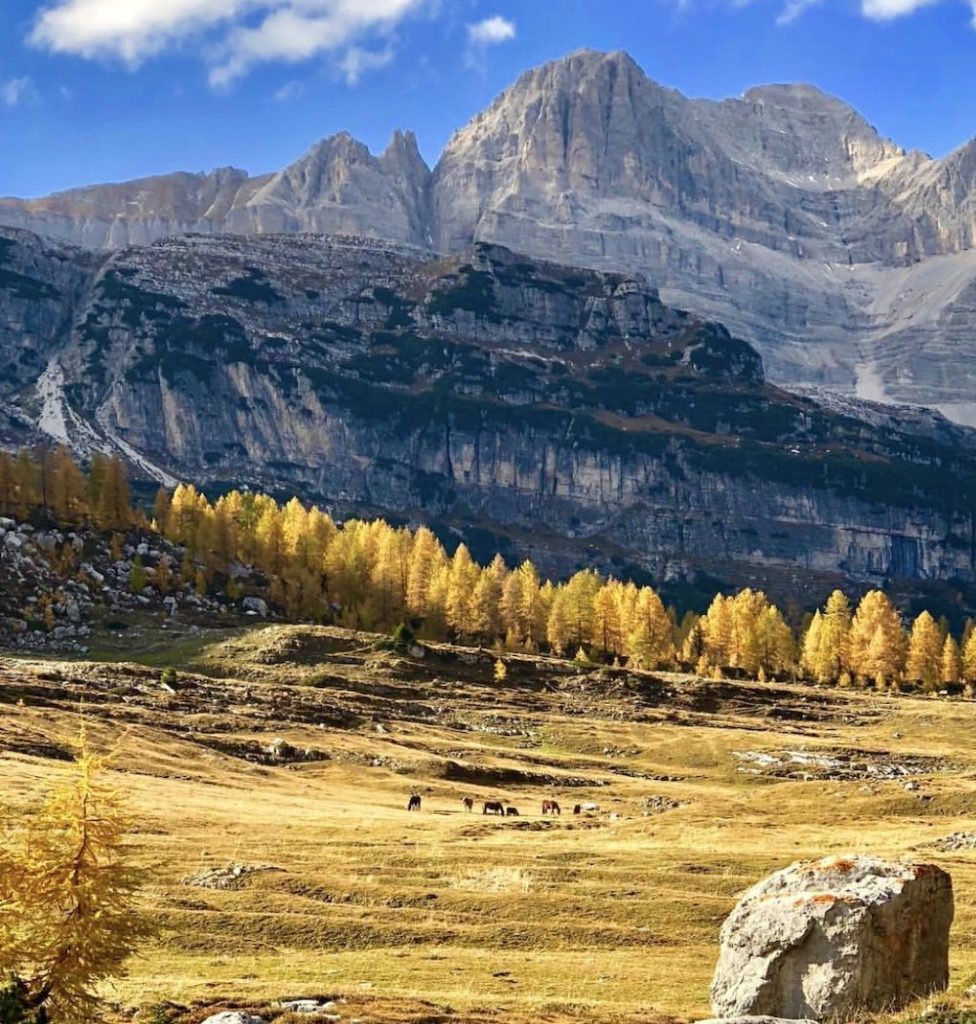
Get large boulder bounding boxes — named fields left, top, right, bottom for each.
left=711, top=855, right=953, bottom=1021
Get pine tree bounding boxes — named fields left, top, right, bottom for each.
left=942, top=634, right=962, bottom=686
left=817, top=589, right=852, bottom=683
left=681, top=619, right=706, bottom=666
left=591, top=581, right=625, bottom=658
left=0, top=451, right=14, bottom=517
left=405, top=526, right=444, bottom=619
left=963, top=628, right=976, bottom=684
left=848, top=590, right=906, bottom=686
left=801, top=610, right=824, bottom=680
left=701, top=594, right=734, bottom=668
left=546, top=587, right=572, bottom=655
left=445, top=544, right=479, bottom=637
left=0, top=733, right=149, bottom=1023
left=151, top=487, right=171, bottom=533
left=906, top=610, right=944, bottom=690
left=625, top=586, right=674, bottom=668
left=12, top=451, right=37, bottom=518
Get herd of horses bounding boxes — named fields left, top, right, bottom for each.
left=406, top=794, right=601, bottom=816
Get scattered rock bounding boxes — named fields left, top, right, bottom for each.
left=923, top=832, right=976, bottom=852
left=274, top=999, right=338, bottom=1016
left=711, top=855, right=953, bottom=1020
left=181, top=863, right=280, bottom=890
left=641, top=795, right=684, bottom=814
left=199, top=1014, right=266, bottom=1024
left=734, top=748, right=949, bottom=782
left=243, top=596, right=268, bottom=617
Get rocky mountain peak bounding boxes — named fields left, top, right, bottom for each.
left=726, top=82, right=904, bottom=180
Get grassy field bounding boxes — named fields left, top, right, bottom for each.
left=3, top=623, right=976, bottom=1024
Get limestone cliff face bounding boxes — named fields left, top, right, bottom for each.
left=4, top=225, right=976, bottom=599
left=9, top=50, right=976, bottom=418
left=0, top=132, right=432, bottom=250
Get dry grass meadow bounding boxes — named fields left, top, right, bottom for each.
left=3, top=622, right=976, bottom=1024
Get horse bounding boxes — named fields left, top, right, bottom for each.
left=542, top=800, right=561, bottom=816
left=462, top=797, right=474, bottom=812
left=573, top=804, right=582, bottom=815
left=483, top=800, right=505, bottom=815
left=580, top=801, right=600, bottom=813
left=407, top=793, right=421, bottom=811
left=505, top=806, right=520, bottom=816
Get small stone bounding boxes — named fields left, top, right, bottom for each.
left=199, top=1014, right=266, bottom=1024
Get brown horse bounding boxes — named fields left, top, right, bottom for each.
left=573, top=804, right=582, bottom=815
left=483, top=801, right=505, bottom=815
left=505, top=806, right=520, bottom=816
left=407, top=793, right=421, bottom=811
left=542, top=800, right=561, bottom=816
left=462, top=797, right=474, bottom=812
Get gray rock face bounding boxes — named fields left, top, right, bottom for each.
left=0, top=132, right=430, bottom=250
left=698, top=1017, right=818, bottom=1024
left=10, top=51, right=976, bottom=417
left=711, top=856, right=953, bottom=1020
left=5, top=227, right=976, bottom=600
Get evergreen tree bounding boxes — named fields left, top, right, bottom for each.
left=848, top=590, right=906, bottom=685
left=818, top=589, right=852, bottom=683
left=906, top=610, right=944, bottom=690
left=0, top=733, right=149, bottom=1023
left=942, top=634, right=962, bottom=686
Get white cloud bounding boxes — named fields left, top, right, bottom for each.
left=335, top=45, right=394, bottom=85
left=0, top=77, right=31, bottom=108
left=463, top=14, right=515, bottom=70
left=860, top=0, right=940, bottom=17
left=272, top=79, right=305, bottom=101
left=466, top=14, right=515, bottom=45
left=29, top=0, right=431, bottom=87
left=776, top=0, right=820, bottom=23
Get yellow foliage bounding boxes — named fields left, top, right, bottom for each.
left=0, top=731, right=149, bottom=1023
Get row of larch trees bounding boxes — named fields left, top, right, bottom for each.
left=800, top=588, right=976, bottom=690
left=158, top=483, right=679, bottom=667
left=3, top=446, right=976, bottom=690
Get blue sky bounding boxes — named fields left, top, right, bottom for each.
left=2, top=0, right=976, bottom=198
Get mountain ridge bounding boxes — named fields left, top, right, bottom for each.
left=5, top=48, right=976, bottom=420
left=4, top=223, right=976, bottom=605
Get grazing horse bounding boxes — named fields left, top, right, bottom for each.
left=542, top=800, right=561, bottom=816
left=573, top=804, right=582, bottom=815
left=407, top=793, right=421, bottom=811
left=462, top=797, right=474, bottom=812
left=483, top=801, right=505, bottom=815
left=505, top=806, right=520, bottom=816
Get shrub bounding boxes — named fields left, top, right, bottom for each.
left=391, top=622, right=415, bottom=653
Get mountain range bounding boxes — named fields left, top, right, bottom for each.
left=5, top=49, right=976, bottom=422
left=4, top=223, right=976, bottom=606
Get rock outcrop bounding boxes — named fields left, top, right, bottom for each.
left=5, top=226, right=976, bottom=602
left=10, top=51, right=976, bottom=417
left=711, top=856, right=953, bottom=1020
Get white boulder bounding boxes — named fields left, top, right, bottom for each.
left=199, top=1013, right=266, bottom=1024
left=711, top=855, right=952, bottom=1021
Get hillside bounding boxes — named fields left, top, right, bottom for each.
left=7, top=51, right=976, bottom=417
left=4, top=230, right=976, bottom=600
left=4, top=623, right=976, bottom=1023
